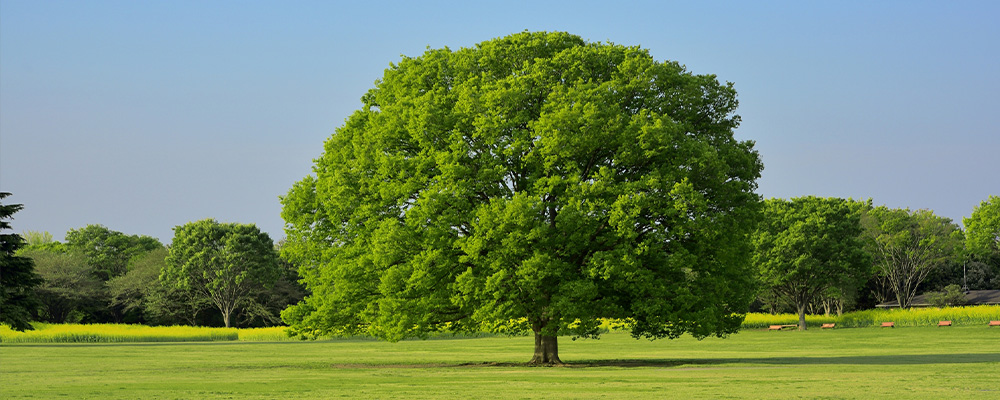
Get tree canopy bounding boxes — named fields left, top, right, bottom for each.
left=964, top=195, right=1000, bottom=260
left=22, top=230, right=54, bottom=246
left=163, top=219, right=280, bottom=328
left=22, top=249, right=103, bottom=323
left=863, top=207, right=963, bottom=308
left=66, top=224, right=162, bottom=281
left=280, top=31, right=763, bottom=363
left=0, top=193, right=43, bottom=331
left=752, top=197, right=869, bottom=329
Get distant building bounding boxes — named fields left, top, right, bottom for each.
left=876, top=290, right=1000, bottom=308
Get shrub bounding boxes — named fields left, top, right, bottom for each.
left=926, top=284, right=969, bottom=307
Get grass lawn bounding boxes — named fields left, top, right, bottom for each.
left=2, top=326, right=998, bottom=399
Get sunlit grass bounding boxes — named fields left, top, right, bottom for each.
left=3, top=327, right=999, bottom=399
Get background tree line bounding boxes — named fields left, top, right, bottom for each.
left=752, top=195, right=1000, bottom=329
left=4, top=192, right=999, bottom=333
left=3, top=191, right=997, bottom=333
left=10, top=220, right=305, bottom=328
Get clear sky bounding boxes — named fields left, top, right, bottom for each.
left=2, top=1, right=997, bottom=243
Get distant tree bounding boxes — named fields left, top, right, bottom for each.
left=965, top=195, right=1000, bottom=258
left=108, top=247, right=210, bottom=325
left=240, top=242, right=307, bottom=327
left=19, top=240, right=66, bottom=253
left=63, top=225, right=162, bottom=322
left=163, top=219, right=281, bottom=328
left=143, top=284, right=212, bottom=326
left=21, top=230, right=54, bottom=246
left=863, top=207, right=963, bottom=308
left=964, top=260, right=1000, bottom=290
left=107, top=248, right=166, bottom=318
left=25, top=249, right=104, bottom=323
left=0, top=193, right=43, bottom=331
left=924, top=258, right=998, bottom=292
left=280, top=31, right=763, bottom=363
left=752, top=197, right=869, bottom=330
left=964, top=196, right=1000, bottom=289
left=65, top=224, right=162, bottom=281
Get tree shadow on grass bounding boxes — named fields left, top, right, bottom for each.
left=556, top=353, right=1000, bottom=368
left=7, top=343, right=998, bottom=369
left=446, top=353, right=1000, bottom=369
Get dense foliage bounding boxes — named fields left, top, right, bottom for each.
left=163, top=219, right=281, bottom=328
left=752, top=197, right=870, bottom=329
left=280, top=31, right=763, bottom=363
left=0, top=193, right=43, bottom=331
left=862, top=207, right=964, bottom=308
left=24, top=249, right=103, bottom=323
left=65, top=224, right=162, bottom=281
left=964, top=195, right=1000, bottom=259
left=962, top=195, right=1000, bottom=290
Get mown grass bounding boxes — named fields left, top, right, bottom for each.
left=2, top=327, right=998, bottom=399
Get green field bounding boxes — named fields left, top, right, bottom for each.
left=2, top=327, right=998, bottom=399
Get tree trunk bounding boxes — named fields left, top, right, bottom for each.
left=529, top=331, right=562, bottom=364
left=186, top=309, right=199, bottom=327
left=216, top=298, right=235, bottom=328
left=221, top=305, right=232, bottom=328
left=796, top=303, right=807, bottom=331
left=110, top=304, right=125, bottom=323
left=895, top=291, right=908, bottom=309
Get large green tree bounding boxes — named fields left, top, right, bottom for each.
left=863, top=207, right=963, bottom=308
left=752, top=197, right=869, bottom=330
left=281, top=32, right=763, bottom=363
left=0, top=193, right=43, bottom=331
left=163, top=219, right=280, bottom=328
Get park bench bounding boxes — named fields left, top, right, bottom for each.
left=937, top=321, right=952, bottom=327
left=989, top=321, right=1000, bottom=327
left=768, top=325, right=797, bottom=331
left=821, top=323, right=835, bottom=329
left=880, top=322, right=894, bottom=328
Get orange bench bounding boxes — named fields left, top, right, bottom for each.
left=821, top=323, right=835, bottom=329
left=989, top=321, right=1000, bottom=327
left=768, top=325, right=797, bottom=331
left=938, top=321, right=952, bottom=327
left=880, top=322, right=894, bottom=328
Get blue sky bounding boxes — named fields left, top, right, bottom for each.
left=2, top=1, right=997, bottom=243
